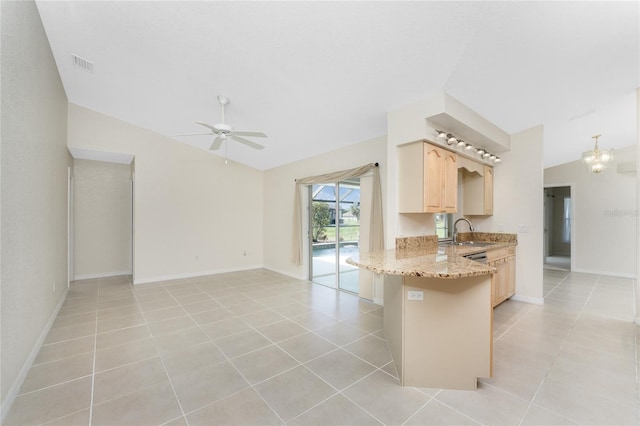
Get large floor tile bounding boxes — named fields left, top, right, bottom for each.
left=20, top=352, right=94, bottom=393
left=520, top=404, right=578, bottom=426
left=161, top=340, right=227, bottom=378
left=534, top=376, right=639, bottom=425
left=34, top=335, right=95, bottom=365
left=289, top=394, right=383, bottom=426
left=304, top=348, right=376, bottom=390
left=96, top=324, right=151, bottom=350
left=278, top=332, right=338, bottom=363
left=43, top=321, right=96, bottom=344
left=231, top=344, right=298, bottom=384
left=4, top=377, right=92, bottom=426
left=435, top=382, right=530, bottom=425
left=404, top=399, right=481, bottom=425
left=313, top=322, right=368, bottom=346
left=342, top=370, right=431, bottom=425
left=342, top=334, right=392, bottom=367
left=152, top=326, right=210, bottom=355
left=93, top=356, right=168, bottom=404
left=171, top=360, right=249, bottom=413
left=94, top=337, right=159, bottom=372
left=215, top=329, right=272, bottom=358
left=187, top=388, right=282, bottom=425
left=91, top=380, right=183, bottom=426
left=254, top=365, right=336, bottom=422
left=257, top=319, right=308, bottom=343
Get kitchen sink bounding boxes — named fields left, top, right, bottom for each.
left=440, top=241, right=496, bottom=247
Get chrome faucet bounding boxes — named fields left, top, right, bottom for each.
left=453, top=217, right=474, bottom=243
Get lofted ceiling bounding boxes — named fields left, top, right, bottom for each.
left=35, top=1, right=639, bottom=170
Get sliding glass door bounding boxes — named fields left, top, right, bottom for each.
left=309, top=179, right=360, bottom=292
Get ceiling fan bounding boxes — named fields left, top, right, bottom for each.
left=176, top=95, right=267, bottom=151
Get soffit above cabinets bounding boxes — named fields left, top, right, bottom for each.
left=425, top=94, right=511, bottom=155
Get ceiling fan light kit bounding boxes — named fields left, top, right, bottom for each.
left=176, top=96, right=267, bottom=163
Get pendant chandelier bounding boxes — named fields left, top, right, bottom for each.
left=581, top=134, right=613, bottom=173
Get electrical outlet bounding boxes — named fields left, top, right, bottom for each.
left=408, top=291, right=423, bottom=301
left=518, top=224, right=529, bottom=233
left=195, top=255, right=199, bottom=262
left=242, top=250, right=247, bottom=256
left=498, top=223, right=505, bottom=232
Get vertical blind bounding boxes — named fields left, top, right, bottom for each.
left=291, top=163, right=384, bottom=266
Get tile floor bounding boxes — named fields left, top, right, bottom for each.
left=5, top=268, right=639, bottom=425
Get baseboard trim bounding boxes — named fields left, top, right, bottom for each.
left=133, top=265, right=264, bottom=285
left=74, top=270, right=131, bottom=281
left=510, top=294, right=545, bottom=305
left=1, top=287, right=68, bottom=423
left=571, top=268, right=636, bottom=279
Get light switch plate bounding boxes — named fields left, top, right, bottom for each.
left=408, top=291, right=423, bottom=301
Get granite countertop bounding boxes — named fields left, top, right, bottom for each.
left=346, top=233, right=516, bottom=280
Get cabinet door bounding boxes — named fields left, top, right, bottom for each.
left=442, top=151, right=458, bottom=213
left=506, top=256, right=516, bottom=297
left=495, top=261, right=508, bottom=304
left=423, top=146, right=443, bottom=212
left=484, top=166, right=494, bottom=215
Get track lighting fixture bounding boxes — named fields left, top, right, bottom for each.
left=434, top=130, right=501, bottom=164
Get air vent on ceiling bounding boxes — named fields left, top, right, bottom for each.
left=71, top=54, right=94, bottom=73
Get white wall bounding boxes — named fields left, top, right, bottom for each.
left=67, top=104, right=264, bottom=283
left=1, top=0, right=71, bottom=413
left=473, top=126, right=545, bottom=304
left=263, top=137, right=387, bottom=279
left=73, top=159, right=132, bottom=279
left=545, top=145, right=637, bottom=278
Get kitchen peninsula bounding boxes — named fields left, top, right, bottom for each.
left=346, top=233, right=517, bottom=390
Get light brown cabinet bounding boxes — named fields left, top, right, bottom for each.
left=463, top=164, right=493, bottom=216
left=398, top=142, right=458, bottom=213
left=488, top=246, right=515, bottom=307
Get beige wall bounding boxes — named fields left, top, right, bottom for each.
left=67, top=104, right=264, bottom=283
left=263, top=137, right=387, bottom=279
left=1, top=0, right=71, bottom=412
left=545, top=145, right=637, bottom=277
left=74, top=159, right=132, bottom=279
left=473, top=126, right=545, bottom=303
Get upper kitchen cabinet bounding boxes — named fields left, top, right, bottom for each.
left=462, top=162, right=493, bottom=216
left=398, top=141, right=457, bottom=213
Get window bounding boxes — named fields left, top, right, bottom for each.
left=435, top=213, right=453, bottom=240
left=562, top=197, right=571, bottom=243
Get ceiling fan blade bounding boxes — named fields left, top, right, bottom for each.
left=194, top=121, right=218, bottom=132
left=209, top=136, right=223, bottom=150
left=230, top=135, right=265, bottom=150
left=173, top=132, right=212, bottom=137
left=232, top=131, right=267, bottom=138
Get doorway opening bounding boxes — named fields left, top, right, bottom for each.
left=544, top=186, right=572, bottom=271
left=309, top=179, right=361, bottom=293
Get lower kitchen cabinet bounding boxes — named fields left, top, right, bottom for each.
left=488, top=246, right=516, bottom=307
